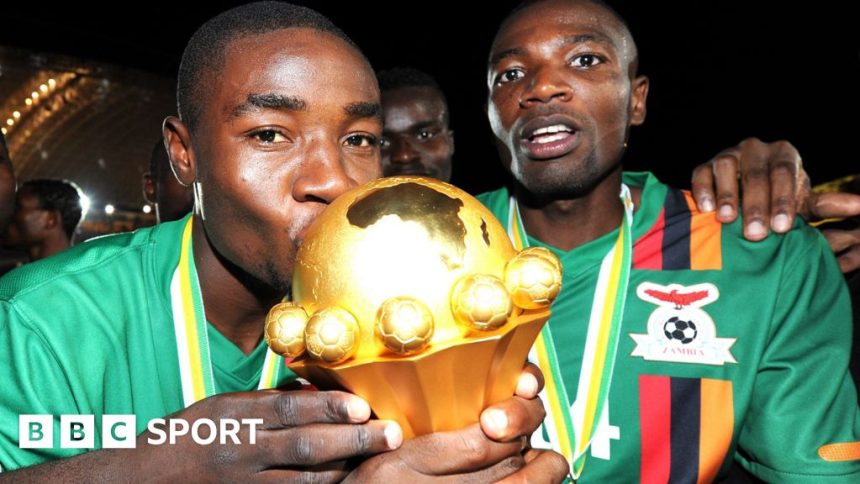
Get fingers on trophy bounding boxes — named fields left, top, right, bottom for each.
left=264, top=177, right=562, bottom=438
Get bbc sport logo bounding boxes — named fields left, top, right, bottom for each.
left=19, top=415, right=264, bottom=449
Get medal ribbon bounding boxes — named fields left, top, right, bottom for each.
left=170, top=217, right=284, bottom=407
left=508, top=185, right=634, bottom=479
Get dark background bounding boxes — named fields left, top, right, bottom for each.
left=2, top=0, right=857, bottom=195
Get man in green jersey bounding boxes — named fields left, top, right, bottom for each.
left=0, top=3, right=567, bottom=481
left=479, top=0, right=860, bottom=481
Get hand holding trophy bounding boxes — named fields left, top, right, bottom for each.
left=265, top=176, right=561, bottom=438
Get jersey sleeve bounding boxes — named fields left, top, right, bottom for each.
left=736, top=228, right=860, bottom=482
left=0, top=300, right=90, bottom=472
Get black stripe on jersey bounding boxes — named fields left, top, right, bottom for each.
left=669, top=377, right=701, bottom=483
left=662, top=188, right=692, bottom=270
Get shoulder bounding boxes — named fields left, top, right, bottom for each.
left=631, top=172, right=837, bottom=278
left=0, top=219, right=186, bottom=335
left=0, top=221, right=188, bottom=383
left=0, top=228, right=153, bottom=300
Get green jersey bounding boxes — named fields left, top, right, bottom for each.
left=0, top=215, right=294, bottom=471
left=479, top=172, right=860, bottom=483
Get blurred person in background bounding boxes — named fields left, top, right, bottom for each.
left=3, top=178, right=83, bottom=263
left=0, top=133, right=26, bottom=275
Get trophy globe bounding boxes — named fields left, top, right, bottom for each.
left=265, top=176, right=561, bottom=438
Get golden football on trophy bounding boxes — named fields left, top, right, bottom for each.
left=265, top=176, right=562, bottom=438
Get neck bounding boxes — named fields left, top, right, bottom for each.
left=515, top=169, right=639, bottom=251
left=30, top=236, right=69, bottom=261
left=191, top=216, right=281, bottom=354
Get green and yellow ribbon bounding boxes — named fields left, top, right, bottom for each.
left=508, top=185, right=633, bottom=479
left=170, top=217, right=284, bottom=407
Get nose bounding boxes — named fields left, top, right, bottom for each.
left=519, top=66, right=573, bottom=107
left=292, top=139, right=355, bottom=204
left=387, top=136, right=420, bottom=165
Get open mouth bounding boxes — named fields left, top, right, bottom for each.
left=519, top=119, right=579, bottom=160
left=529, top=124, right=574, bottom=142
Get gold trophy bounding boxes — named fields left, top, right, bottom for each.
left=265, top=177, right=561, bottom=438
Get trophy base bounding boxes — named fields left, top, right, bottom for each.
left=289, top=308, right=549, bottom=438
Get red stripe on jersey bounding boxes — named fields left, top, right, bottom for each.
left=640, top=375, right=672, bottom=484
left=633, top=208, right=666, bottom=270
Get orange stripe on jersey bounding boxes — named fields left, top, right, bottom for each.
left=698, top=378, right=734, bottom=483
left=683, top=192, right=722, bottom=270
left=819, top=442, right=860, bottom=462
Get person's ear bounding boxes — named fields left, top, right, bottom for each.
left=43, top=209, right=60, bottom=231
left=142, top=173, right=156, bottom=204
left=629, top=75, right=649, bottom=126
left=162, top=117, right=196, bottom=187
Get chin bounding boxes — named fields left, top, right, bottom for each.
left=521, top=153, right=621, bottom=199
left=261, top=261, right=292, bottom=296
left=527, top=180, right=594, bottom=200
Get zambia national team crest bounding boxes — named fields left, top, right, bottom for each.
left=629, top=282, right=736, bottom=365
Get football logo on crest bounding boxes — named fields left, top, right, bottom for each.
left=664, top=317, right=697, bottom=344
left=629, top=282, right=736, bottom=365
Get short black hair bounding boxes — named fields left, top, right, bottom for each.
left=22, top=179, right=83, bottom=239
left=177, top=1, right=358, bottom=132
left=377, top=67, right=442, bottom=93
left=377, top=67, right=449, bottom=123
left=0, top=130, right=7, bottom=151
left=504, top=0, right=631, bottom=34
